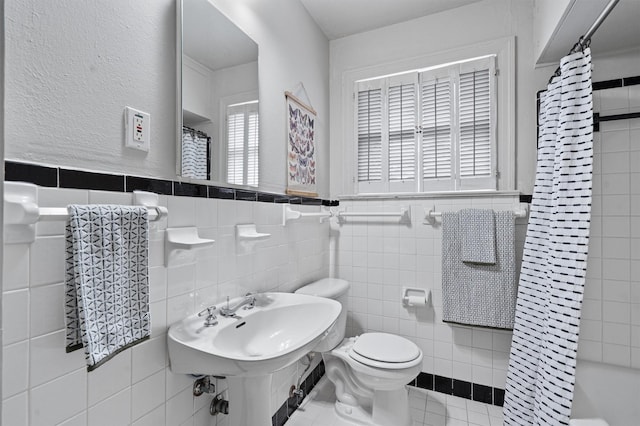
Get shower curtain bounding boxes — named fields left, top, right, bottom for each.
left=182, top=128, right=209, bottom=180
left=503, top=48, right=593, bottom=425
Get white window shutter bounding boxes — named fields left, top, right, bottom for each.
left=247, top=109, right=259, bottom=187
left=457, top=56, right=496, bottom=190
left=353, top=54, right=497, bottom=194
left=420, top=72, right=454, bottom=191
left=388, top=83, right=416, bottom=183
left=357, top=88, right=383, bottom=183
left=227, top=111, right=245, bottom=185
left=226, top=102, right=259, bottom=187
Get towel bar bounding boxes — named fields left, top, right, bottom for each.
left=336, top=207, right=409, bottom=221
left=282, top=204, right=332, bottom=225
left=33, top=205, right=167, bottom=222
left=4, top=182, right=168, bottom=244
left=424, top=206, right=527, bottom=223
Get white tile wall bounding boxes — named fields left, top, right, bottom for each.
left=578, top=87, right=640, bottom=369
left=332, top=195, right=527, bottom=389
left=2, top=188, right=330, bottom=426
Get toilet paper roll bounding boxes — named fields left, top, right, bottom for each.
left=405, top=295, right=427, bottom=307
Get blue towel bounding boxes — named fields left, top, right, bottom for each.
left=65, top=205, right=150, bottom=371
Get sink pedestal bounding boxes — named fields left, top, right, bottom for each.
left=227, top=374, right=273, bottom=426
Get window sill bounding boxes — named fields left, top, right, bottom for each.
left=337, top=190, right=522, bottom=201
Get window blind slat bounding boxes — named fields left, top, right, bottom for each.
left=459, top=69, right=491, bottom=177
left=421, top=78, right=452, bottom=179
left=357, top=89, right=383, bottom=182
left=388, top=84, right=416, bottom=182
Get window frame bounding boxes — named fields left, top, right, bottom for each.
left=354, top=55, right=497, bottom=194
left=341, top=37, right=515, bottom=196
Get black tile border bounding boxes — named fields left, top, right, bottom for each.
left=126, top=176, right=173, bottom=195
left=59, top=169, right=125, bottom=192
left=519, top=194, right=532, bottom=204
left=4, top=161, right=338, bottom=207
left=5, top=161, right=58, bottom=187
left=592, top=75, right=640, bottom=91
left=272, top=360, right=325, bottom=426
left=273, top=365, right=505, bottom=425
left=408, top=372, right=505, bottom=407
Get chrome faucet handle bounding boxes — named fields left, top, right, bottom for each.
left=244, top=293, right=256, bottom=310
left=197, top=306, right=218, bottom=327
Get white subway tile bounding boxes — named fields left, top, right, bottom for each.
left=603, top=322, right=630, bottom=346
left=29, top=236, right=65, bottom=287
left=30, top=282, right=64, bottom=337
left=2, top=340, right=29, bottom=398
left=88, top=388, right=131, bottom=426
left=602, top=343, right=631, bottom=367
left=88, top=349, right=132, bottom=407
left=30, top=330, right=85, bottom=387
left=166, top=386, right=194, bottom=426
left=168, top=196, right=197, bottom=227
left=3, top=243, right=29, bottom=291
left=30, top=368, right=87, bottom=426
left=131, top=335, right=167, bottom=383
left=2, top=392, right=28, bottom=426
left=132, top=404, right=165, bottom=426
left=131, top=369, right=165, bottom=421
left=2, top=289, right=29, bottom=344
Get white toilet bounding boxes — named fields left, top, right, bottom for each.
left=296, top=278, right=423, bottom=426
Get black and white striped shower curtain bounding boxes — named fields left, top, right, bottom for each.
left=503, top=48, right=593, bottom=425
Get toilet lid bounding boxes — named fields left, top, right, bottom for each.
left=350, top=333, right=421, bottom=364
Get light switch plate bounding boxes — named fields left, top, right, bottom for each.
left=124, top=106, right=150, bottom=152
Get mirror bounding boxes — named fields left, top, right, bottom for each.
left=177, top=0, right=259, bottom=187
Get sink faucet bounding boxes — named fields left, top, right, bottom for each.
left=219, top=293, right=256, bottom=318
left=198, top=306, right=218, bottom=327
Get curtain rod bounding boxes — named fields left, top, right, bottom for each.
left=548, top=0, right=620, bottom=83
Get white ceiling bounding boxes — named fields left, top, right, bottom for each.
left=299, top=0, right=483, bottom=40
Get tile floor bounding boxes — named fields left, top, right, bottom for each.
left=286, top=377, right=504, bottom=426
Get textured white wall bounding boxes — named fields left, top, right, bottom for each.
left=5, top=0, right=177, bottom=179
left=5, top=0, right=331, bottom=197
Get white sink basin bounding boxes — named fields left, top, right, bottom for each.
left=168, top=292, right=341, bottom=377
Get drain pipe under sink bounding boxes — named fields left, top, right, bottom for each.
left=290, top=353, right=315, bottom=403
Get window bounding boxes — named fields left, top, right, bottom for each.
left=355, top=55, right=496, bottom=193
left=226, top=101, right=259, bottom=187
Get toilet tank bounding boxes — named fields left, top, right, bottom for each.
left=295, top=278, right=349, bottom=352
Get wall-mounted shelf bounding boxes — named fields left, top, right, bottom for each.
left=236, top=224, right=270, bottom=241
left=165, top=227, right=215, bottom=265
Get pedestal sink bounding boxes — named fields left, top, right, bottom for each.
left=167, top=292, right=342, bottom=426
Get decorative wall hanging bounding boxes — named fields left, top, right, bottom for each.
left=285, top=88, right=317, bottom=197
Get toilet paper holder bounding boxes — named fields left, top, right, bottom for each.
left=402, top=287, right=430, bottom=307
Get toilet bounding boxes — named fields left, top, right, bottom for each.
left=296, top=278, right=423, bottom=426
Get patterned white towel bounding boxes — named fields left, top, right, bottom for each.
left=442, top=210, right=516, bottom=329
left=459, top=208, right=496, bottom=264
left=65, top=205, right=150, bottom=371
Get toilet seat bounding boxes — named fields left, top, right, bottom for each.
left=348, top=333, right=422, bottom=370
